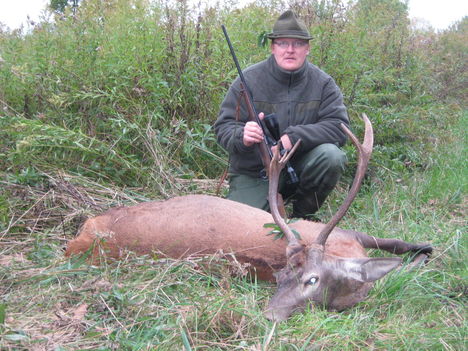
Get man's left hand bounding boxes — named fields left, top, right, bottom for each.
left=280, top=134, right=292, bottom=150
left=271, top=134, right=293, bottom=155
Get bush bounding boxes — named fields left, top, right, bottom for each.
left=0, top=0, right=465, bottom=191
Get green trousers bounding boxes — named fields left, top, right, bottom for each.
left=227, top=143, right=347, bottom=218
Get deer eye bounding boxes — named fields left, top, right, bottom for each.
left=306, top=276, right=319, bottom=285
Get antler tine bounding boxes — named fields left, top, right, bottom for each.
left=268, top=141, right=302, bottom=248
left=315, top=113, right=374, bottom=246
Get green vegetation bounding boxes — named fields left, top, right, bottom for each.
left=0, top=0, right=466, bottom=349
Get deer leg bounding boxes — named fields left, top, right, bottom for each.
left=405, top=253, right=430, bottom=269
left=347, top=230, right=433, bottom=256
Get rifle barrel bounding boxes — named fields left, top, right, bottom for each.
left=221, top=25, right=273, bottom=160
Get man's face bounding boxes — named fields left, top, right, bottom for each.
left=271, top=38, right=310, bottom=71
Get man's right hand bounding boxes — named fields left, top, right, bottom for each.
left=243, top=112, right=265, bottom=146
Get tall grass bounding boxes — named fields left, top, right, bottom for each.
left=0, top=0, right=466, bottom=350
left=0, top=122, right=465, bottom=349
left=1, top=0, right=465, bottom=188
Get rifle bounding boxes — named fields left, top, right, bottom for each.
left=221, top=25, right=299, bottom=184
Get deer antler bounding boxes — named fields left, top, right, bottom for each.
left=315, top=113, right=374, bottom=246
left=268, top=141, right=302, bottom=248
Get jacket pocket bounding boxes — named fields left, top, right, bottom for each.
left=294, top=100, right=320, bottom=123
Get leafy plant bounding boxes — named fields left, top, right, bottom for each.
left=264, top=219, right=301, bottom=240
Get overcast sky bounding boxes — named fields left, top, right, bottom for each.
left=0, top=0, right=466, bottom=31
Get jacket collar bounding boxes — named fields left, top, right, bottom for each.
left=267, top=54, right=308, bottom=85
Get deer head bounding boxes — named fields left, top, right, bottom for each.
left=264, top=114, right=402, bottom=321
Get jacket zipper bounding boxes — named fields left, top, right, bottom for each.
left=287, top=74, right=293, bottom=127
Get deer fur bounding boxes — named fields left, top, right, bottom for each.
left=66, top=194, right=373, bottom=281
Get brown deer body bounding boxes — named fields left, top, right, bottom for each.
left=66, top=115, right=432, bottom=321
left=66, top=194, right=381, bottom=280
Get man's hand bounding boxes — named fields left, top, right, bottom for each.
left=243, top=112, right=265, bottom=146
left=279, top=134, right=292, bottom=150
left=243, top=112, right=293, bottom=150
left=271, top=135, right=293, bottom=156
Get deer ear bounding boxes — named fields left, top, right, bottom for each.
left=345, top=257, right=402, bottom=282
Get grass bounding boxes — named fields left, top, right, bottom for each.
left=0, top=1, right=466, bottom=349
left=0, top=108, right=465, bottom=350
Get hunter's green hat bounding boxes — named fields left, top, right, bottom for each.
left=267, top=10, right=312, bottom=40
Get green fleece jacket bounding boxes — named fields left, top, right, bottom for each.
left=214, top=54, right=349, bottom=177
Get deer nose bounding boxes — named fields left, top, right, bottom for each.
left=263, top=306, right=292, bottom=322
